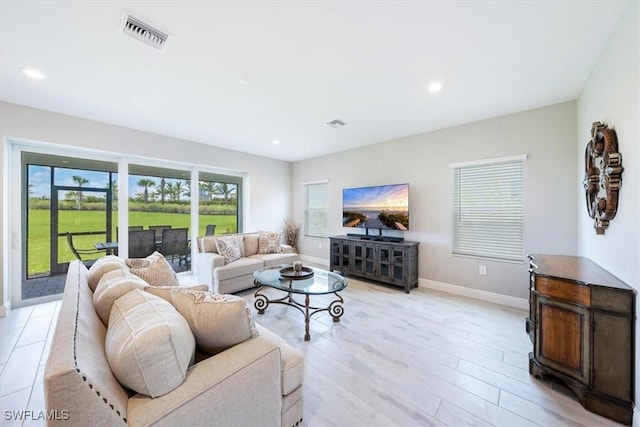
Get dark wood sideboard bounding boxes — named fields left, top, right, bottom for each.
left=329, top=235, right=419, bottom=293
left=527, top=254, right=635, bottom=425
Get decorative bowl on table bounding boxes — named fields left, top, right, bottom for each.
left=279, top=266, right=314, bottom=280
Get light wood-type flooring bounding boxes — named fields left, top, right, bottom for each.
left=0, top=276, right=626, bottom=426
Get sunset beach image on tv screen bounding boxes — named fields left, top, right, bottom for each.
left=342, top=184, right=409, bottom=230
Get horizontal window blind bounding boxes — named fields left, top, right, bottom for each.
left=452, top=159, right=524, bottom=262
left=305, top=182, right=328, bottom=238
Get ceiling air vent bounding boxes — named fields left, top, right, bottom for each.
left=326, top=119, right=346, bottom=128
left=121, top=15, right=169, bottom=50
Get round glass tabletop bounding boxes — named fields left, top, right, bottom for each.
left=253, top=265, right=347, bottom=295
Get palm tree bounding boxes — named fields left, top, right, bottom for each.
left=200, top=181, right=215, bottom=203
left=173, top=180, right=185, bottom=202
left=214, top=183, right=237, bottom=205
left=137, top=178, right=156, bottom=203
left=72, top=175, right=89, bottom=209
left=159, top=177, right=167, bottom=205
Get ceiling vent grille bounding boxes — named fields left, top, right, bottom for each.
left=121, top=15, right=169, bottom=50
left=326, top=119, right=347, bottom=128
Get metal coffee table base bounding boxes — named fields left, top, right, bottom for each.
left=254, top=287, right=344, bottom=341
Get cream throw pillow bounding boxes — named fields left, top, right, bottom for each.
left=215, top=235, right=241, bottom=264
left=126, top=251, right=178, bottom=286
left=93, top=269, right=148, bottom=325
left=144, top=284, right=209, bottom=303
left=87, top=255, right=129, bottom=292
left=106, top=289, right=195, bottom=398
left=171, top=290, right=259, bottom=355
left=258, top=231, right=282, bottom=254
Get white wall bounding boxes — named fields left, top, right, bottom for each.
left=0, top=101, right=292, bottom=311
left=293, top=101, right=577, bottom=300
left=576, top=1, right=639, bottom=423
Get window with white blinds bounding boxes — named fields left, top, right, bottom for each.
left=451, top=155, right=525, bottom=262
left=304, top=181, right=328, bottom=238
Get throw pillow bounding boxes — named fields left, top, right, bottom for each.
left=93, top=269, right=148, bottom=325
left=199, top=236, right=218, bottom=253
left=144, top=284, right=209, bottom=303
left=126, top=251, right=178, bottom=286
left=258, top=231, right=282, bottom=254
left=215, top=235, right=241, bottom=264
left=87, top=255, right=129, bottom=292
left=243, top=234, right=259, bottom=256
left=171, top=290, right=259, bottom=355
left=106, top=289, right=195, bottom=398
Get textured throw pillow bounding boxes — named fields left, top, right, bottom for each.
left=215, top=235, right=241, bottom=264
left=93, top=269, right=148, bottom=325
left=171, top=290, right=259, bottom=355
left=126, top=251, right=178, bottom=286
left=87, top=255, right=129, bottom=292
left=144, top=284, right=209, bottom=303
left=258, top=231, right=282, bottom=254
left=106, top=289, right=195, bottom=398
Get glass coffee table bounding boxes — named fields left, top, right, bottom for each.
left=253, top=265, right=347, bottom=341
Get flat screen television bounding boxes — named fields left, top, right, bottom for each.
left=342, top=183, right=409, bottom=231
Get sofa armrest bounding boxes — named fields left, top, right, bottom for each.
left=194, top=252, right=225, bottom=289
left=127, top=337, right=282, bottom=426
left=281, top=244, right=294, bottom=254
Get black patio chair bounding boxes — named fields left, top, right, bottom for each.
left=205, top=224, right=216, bottom=236
left=149, top=225, right=172, bottom=242
left=128, top=230, right=157, bottom=258
left=160, top=228, right=190, bottom=267
left=65, top=232, right=101, bottom=267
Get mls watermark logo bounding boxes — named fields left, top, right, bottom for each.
left=4, top=410, right=69, bottom=421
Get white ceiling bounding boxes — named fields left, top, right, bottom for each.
left=0, top=1, right=629, bottom=162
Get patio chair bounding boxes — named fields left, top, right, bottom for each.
left=65, top=232, right=101, bottom=267
left=128, top=230, right=157, bottom=258
left=149, top=225, right=172, bottom=242
left=160, top=227, right=190, bottom=267
left=205, top=224, right=216, bottom=236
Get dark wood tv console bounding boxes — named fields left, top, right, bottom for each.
left=329, top=235, right=419, bottom=293
left=527, top=254, right=635, bottom=425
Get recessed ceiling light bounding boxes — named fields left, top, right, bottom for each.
left=427, top=82, right=442, bottom=93
left=21, top=68, right=47, bottom=80
left=272, top=140, right=280, bottom=145
left=237, top=77, right=251, bottom=85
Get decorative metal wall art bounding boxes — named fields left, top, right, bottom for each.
left=583, top=121, right=624, bottom=234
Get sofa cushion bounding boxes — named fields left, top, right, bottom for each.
left=258, top=231, right=282, bottom=254
left=250, top=252, right=299, bottom=268
left=144, top=284, right=209, bottom=303
left=126, top=251, right=178, bottom=286
left=106, top=289, right=195, bottom=398
left=243, top=233, right=260, bottom=256
left=215, top=235, right=241, bottom=264
left=93, top=269, right=149, bottom=325
left=213, top=257, right=264, bottom=281
left=171, top=290, right=259, bottom=355
left=87, top=255, right=129, bottom=292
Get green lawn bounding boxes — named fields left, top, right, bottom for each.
left=27, top=209, right=237, bottom=276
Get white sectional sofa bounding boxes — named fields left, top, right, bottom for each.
left=195, top=232, right=299, bottom=294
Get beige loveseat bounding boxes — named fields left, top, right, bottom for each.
left=44, top=260, right=304, bottom=426
left=195, top=232, right=298, bottom=294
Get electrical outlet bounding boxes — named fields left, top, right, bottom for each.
left=318, top=243, right=322, bottom=249
left=479, top=265, right=487, bottom=275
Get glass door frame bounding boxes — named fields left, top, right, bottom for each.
left=50, top=185, right=112, bottom=275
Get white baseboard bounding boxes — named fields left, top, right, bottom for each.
left=634, top=407, right=639, bottom=427
left=299, top=255, right=329, bottom=269
left=0, top=305, right=6, bottom=318
left=420, top=278, right=529, bottom=311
